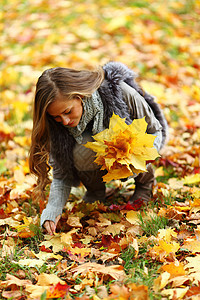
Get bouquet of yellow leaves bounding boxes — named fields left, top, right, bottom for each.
left=85, top=114, right=160, bottom=182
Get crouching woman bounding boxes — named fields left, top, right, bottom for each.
left=29, top=62, right=168, bottom=235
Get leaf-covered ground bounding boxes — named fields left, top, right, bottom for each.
left=1, top=0, right=200, bottom=299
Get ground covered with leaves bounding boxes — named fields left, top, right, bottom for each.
left=1, top=0, right=200, bottom=299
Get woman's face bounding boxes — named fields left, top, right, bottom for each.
left=47, top=94, right=83, bottom=127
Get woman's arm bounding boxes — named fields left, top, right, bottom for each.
left=120, top=81, right=163, bottom=151
left=40, top=178, right=71, bottom=233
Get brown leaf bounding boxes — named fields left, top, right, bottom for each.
left=2, top=273, right=32, bottom=286
left=71, top=262, right=126, bottom=281
left=37, top=273, right=66, bottom=286
left=182, top=238, right=200, bottom=253
left=67, top=216, right=82, bottom=227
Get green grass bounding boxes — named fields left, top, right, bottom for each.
left=121, top=246, right=162, bottom=299
left=137, top=211, right=169, bottom=237
left=0, top=249, right=34, bottom=282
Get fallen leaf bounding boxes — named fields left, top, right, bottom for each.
left=161, top=287, right=189, bottom=299
left=101, top=223, right=125, bottom=236
left=182, top=238, right=200, bottom=253
left=0, top=217, right=20, bottom=227
left=126, top=210, right=140, bottom=225
left=1, top=274, right=32, bottom=288
left=37, top=273, right=66, bottom=286
left=149, top=240, right=180, bottom=261
left=17, top=258, right=45, bottom=268
left=185, top=255, right=200, bottom=273
left=153, top=271, right=170, bottom=291
left=71, top=262, right=126, bottom=281
left=67, top=215, right=82, bottom=227
left=157, top=228, right=177, bottom=242
left=26, top=285, right=49, bottom=299
left=159, top=262, right=186, bottom=278
left=127, top=282, right=149, bottom=300
left=46, top=282, right=70, bottom=299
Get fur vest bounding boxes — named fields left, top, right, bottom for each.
left=48, top=62, right=168, bottom=182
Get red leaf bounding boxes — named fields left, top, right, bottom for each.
left=101, top=235, right=121, bottom=247
left=40, top=245, right=52, bottom=253
left=0, top=208, right=9, bottom=219
left=126, top=199, right=144, bottom=210
left=46, top=282, right=70, bottom=298
left=73, top=242, right=84, bottom=248
left=109, top=200, right=143, bottom=212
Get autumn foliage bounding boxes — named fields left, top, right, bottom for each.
left=1, top=0, right=200, bottom=299
left=85, top=114, right=160, bottom=181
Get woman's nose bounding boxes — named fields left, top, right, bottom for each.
left=61, top=115, right=70, bottom=125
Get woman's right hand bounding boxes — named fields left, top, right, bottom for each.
left=43, top=215, right=61, bottom=235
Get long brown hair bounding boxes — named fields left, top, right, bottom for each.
left=29, top=66, right=104, bottom=199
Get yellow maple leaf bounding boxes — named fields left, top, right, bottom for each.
left=126, top=210, right=141, bottom=225
left=149, top=240, right=180, bottom=262
left=157, top=228, right=177, bottom=243
left=153, top=240, right=180, bottom=256
left=85, top=114, right=160, bottom=182
left=184, top=174, right=200, bottom=185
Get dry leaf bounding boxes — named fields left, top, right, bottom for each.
left=67, top=216, right=82, bottom=227
left=161, top=287, right=189, bottom=299
left=1, top=274, right=32, bottom=288
left=182, top=238, right=200, bottom=253
left=127, top=283, right=149, bottom=300
left=71, top=262, right=126, bottom=281
left=185, top=255, right=200, bottom=273
left=149, top=240, right=180, bottom=261
left=0, top=217, right=20, bottom=227
left=101, top=223, right=125, bottom=236
left=159, top=262, right=186, bottom=278
left=17, top=258, right=45, bottom=268
left=37, top=273, right=66, bottom=286
left=157, top=228, right=177, bottom=242
left=153, top=271, right=170, bottom=291
left=126, top=210, right=140, bottom=225
left=26, top=285, right=49, bottom=299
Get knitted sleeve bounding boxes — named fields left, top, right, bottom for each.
left=120, top=81, right=163, bottom=151
left=40, top=178, right=71, bottom=227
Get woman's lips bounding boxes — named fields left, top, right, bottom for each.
left=68, top=121, right=74, bottom=126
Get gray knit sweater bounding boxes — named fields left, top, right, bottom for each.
left=40, top=81, right=164, bottom=227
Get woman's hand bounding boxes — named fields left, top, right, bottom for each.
left=43, top=215, right=61, bottom=235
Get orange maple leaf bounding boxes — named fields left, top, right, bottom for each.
left=159, top=262, right=186, bottom=278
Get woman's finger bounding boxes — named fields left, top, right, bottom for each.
left=55, top=215, right=61, bottom=227
left=44, top=221, right=55, bottom=235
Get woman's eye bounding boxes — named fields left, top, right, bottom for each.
left=64, top=110, right=71, bottom=115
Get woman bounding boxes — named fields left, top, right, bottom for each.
left=29, top=62, right=168, bottom=235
